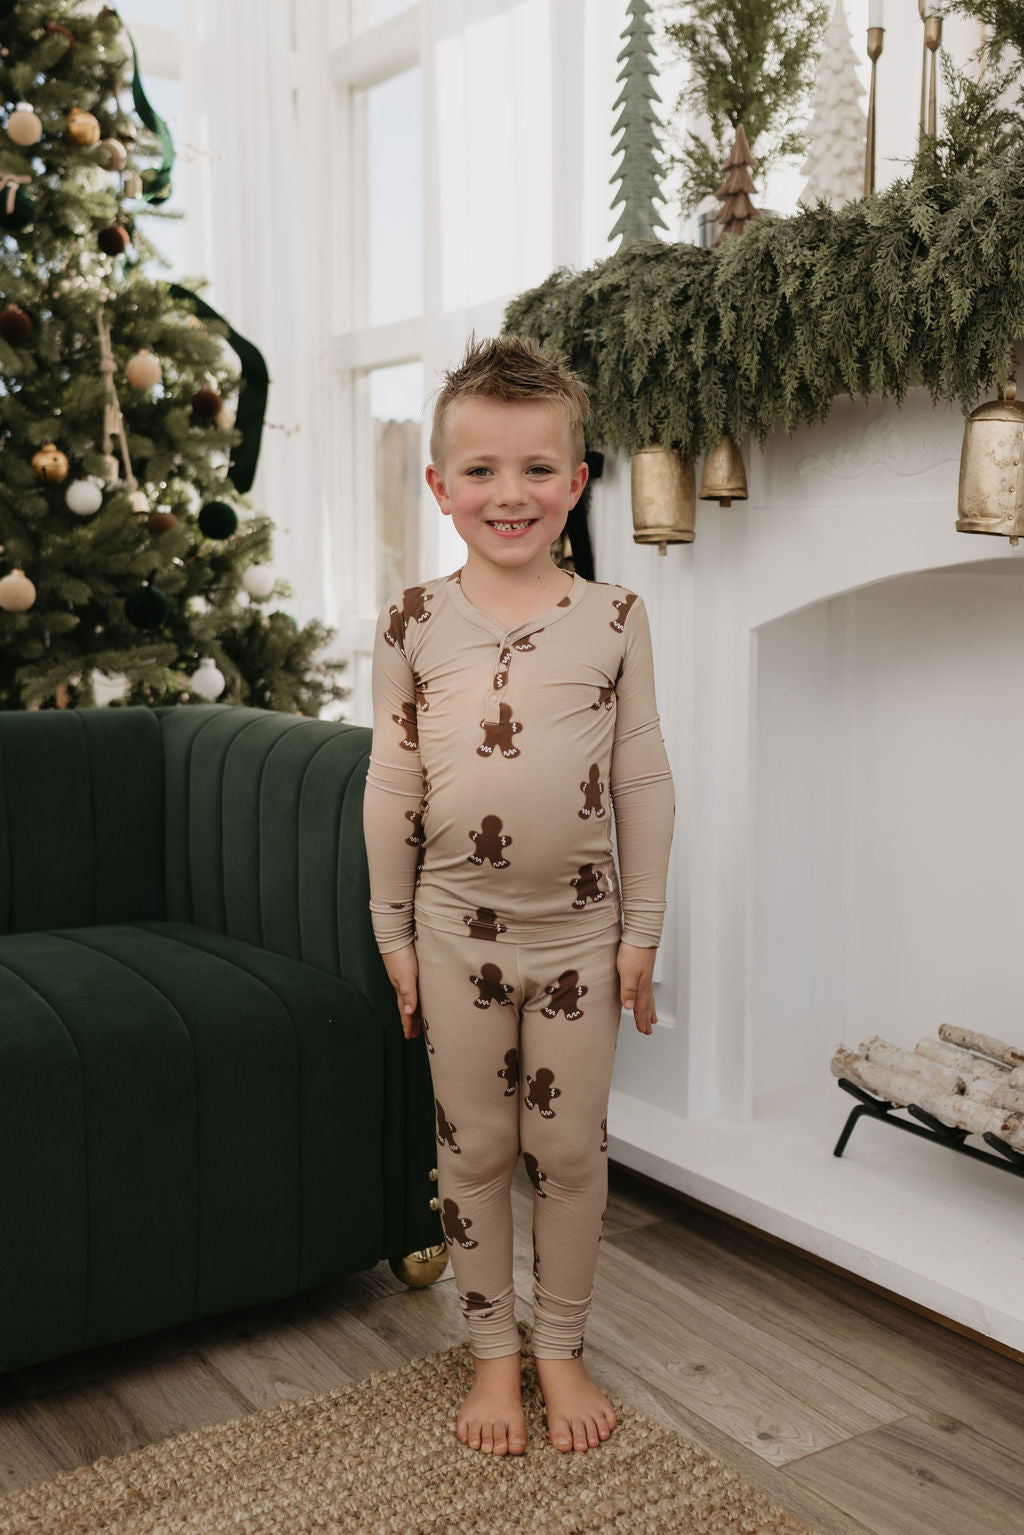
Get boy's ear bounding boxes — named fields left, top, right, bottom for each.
left=425, top=464, right=451, bottom=516
left=568, top=459, right=589, bottom=510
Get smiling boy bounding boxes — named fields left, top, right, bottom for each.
left=363, top=336, right=674, bottom=1456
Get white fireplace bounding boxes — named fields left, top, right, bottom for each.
left=594, top=384, right=1024, bottom=1354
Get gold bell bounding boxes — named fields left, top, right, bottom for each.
left=699, top=435, right=748, bottom=508
left=388, top=1244, right=449, bottom=1288
left=630, top=446, right=695, bottom=554
left=955, top=381, right=1024, bottom=544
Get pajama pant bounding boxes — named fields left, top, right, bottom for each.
left=415, top=922, right=622, bottom=1359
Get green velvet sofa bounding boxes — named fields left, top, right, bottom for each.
left=0, top=704, right=441, bottom=1376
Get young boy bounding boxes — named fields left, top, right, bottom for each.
left=363, top=336, right=674, bottom=1457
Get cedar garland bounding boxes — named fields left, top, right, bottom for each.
left=503, top=151, right=1024, bottom=461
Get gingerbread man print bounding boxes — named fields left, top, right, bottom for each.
left=422, top=1015, right=434, bottom=1054
left=405, top=808, right=424, bottom=846
left=493, top=646, right=512, bottom=691
left=524, top=1151, right=547, bottom=1198
left=401, top=585, right=432, bottom=626
left=600, top=1118, right=608, bottom=1152
left=525, top=1067, right=561, bottom=1118
left=541, top=969, right=588, bottom=1020
left=441, top=1198, right=478, bottom=1248
left=578, top=764, right=605, bottom=819
left=413, top=672, right=429, bottom=712
left=571, top=863, right=606, bottom=908
left=497, top=1047, right=519, bottom=1096
left=591, top=684, right=615, bottom=711
left=477, top=702, right=523, bottom=758
left=463, top=907, right=507, bottom=941
left=383, top=605, right=406, bottom=652
left=610, top=591, right=638, bottom=632
left=512, top=630, right=539, bottom=652
left=467, top=814, right=512, bottom=868
left=461, top=1292, right=496, bottom=1316
left=469, top=962, right=514, bottom=1009
left=435, top=1099, right=461, bottom=1153
left=392, top=700, right=418, bottom=751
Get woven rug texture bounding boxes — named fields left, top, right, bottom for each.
left=0, top=1344, right=818, bottom=1535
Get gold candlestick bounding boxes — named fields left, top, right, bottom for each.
left=864, top=27, right=884, bottom=198
left=924, top=13, right=943, bottom=143
left=919, top=1, right=928, bottom=142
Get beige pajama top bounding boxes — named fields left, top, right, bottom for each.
left=364, top=571, right=674, bottom=954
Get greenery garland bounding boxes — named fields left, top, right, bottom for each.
left=503, top=150, right=1024, bottom=461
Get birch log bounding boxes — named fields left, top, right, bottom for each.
left=937, top=1023, right=1024, bottom=1070
left=963, top=1076, right=1024, bottom=1116
left=858, top=1036, right=966, bottom=1094
left=915, top=1038, right=1011, bottom=1080
left=832, top=1047, right=1024, bottom=1149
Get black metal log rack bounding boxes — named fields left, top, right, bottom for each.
left=833, top=1076, right=1024, bottom=1179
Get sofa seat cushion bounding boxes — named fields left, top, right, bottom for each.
left=0, top=921, right=386, bottom=1373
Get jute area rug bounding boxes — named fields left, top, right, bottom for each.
left=0, top=1344, right=817, bottom=1535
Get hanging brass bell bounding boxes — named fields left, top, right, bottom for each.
left=630, top=446, right=695, bottom=554
left=955, top=382, right=1024, bottom=543
left=699, top=435, right=748, bottom=507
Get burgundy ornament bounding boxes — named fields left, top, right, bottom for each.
left=0, top=303, right=32, bottom=345
left=147, top=509, right=179, bottom=534
left=44, top=22, right=76, bottom=55
left=97, top=223, right=130, bottom=255
left=191, top=387, right=223, bottom=422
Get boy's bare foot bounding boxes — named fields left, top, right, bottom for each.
left=535, top=1356, right=616, bottom=1452
left=456, top=1353, right=527, bottom=1455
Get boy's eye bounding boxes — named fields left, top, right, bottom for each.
left=527, top=465, right=553, bottom=476
left=466, top=466, right=491, bottom=477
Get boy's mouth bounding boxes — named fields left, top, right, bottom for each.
left=488, top=519, right=538, bottom=534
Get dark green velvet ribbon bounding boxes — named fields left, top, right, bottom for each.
left=125, top=24, right=175, bottom=204
left=169, top=285, right=269, bottom=495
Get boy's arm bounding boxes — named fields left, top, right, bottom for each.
left=363, top=604, right=424, bottom=958
left=609, top=595, right=675, bottom=951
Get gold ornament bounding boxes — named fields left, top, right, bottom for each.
left=32, top=442, right=70, bottom=482
left=699, top=435, right=748, bottom=507
left=67, top=108, right=101, bottom=146
left=0, top=568, right=37, bottom=612
left=123, top=172, right=143, bottom=198
left=125, top=349, right=162, bottom=388
left=630, top=446, right=695, bottom=553
left=388, top=1244, right=449, bottom=1288
left=98, top=137, right=127, bottom=171
left=955, top=380, right=1024, bottom=543
left=6, top=103, right=42, bottom=147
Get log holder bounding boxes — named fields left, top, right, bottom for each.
left=833, top=1077, right=1024, bottom=1179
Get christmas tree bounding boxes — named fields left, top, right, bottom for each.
left=799, top=0, right=867, bottom=206
left=609, top=0, right=668, bottom=248
left=0, top=0, right=346, bottom=714
left=662, top=0, right=829, bottom=214
left=713, top=124, right=760, bottom=242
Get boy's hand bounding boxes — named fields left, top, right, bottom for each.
left=382, top=943, right=421, bottom=1039
left=617, top=942, right=658, bottom=1035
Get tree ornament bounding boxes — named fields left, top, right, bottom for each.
left=242, top=565, right=276, bottom=600
left=98, top=223, right=130, bottom=255
left=190, top=657, right=226, bottom=701
left=67, top=108, right=101, bottom=146
left=123, top=172, right=143, bottom=198
left=0, top=569, right=37, bottom=612
left=6, top=104, right=42, bottom=146
left=0, top=177, right=34, bottom=230
left=799, top=0, right=867, bottom=207
left=98, top=452, right=120, bottom=484
left=191, top=386, right=223, bottom=422
left=127, top=488, right=150, bottom=516
left=0, top=303, right=32, bottom=345
left=65, top=477, right=104, bottom=516
left=98, top=137, right=127, bottom=171
left=44, top=22, right=76, bottom=57
left=198, top=500, right=238, bottom=538
left=125, top=349, right=162, bottom=388
left=609, top=0, right=668, bottom=248
left=32, top=442, right=70, bottom=482
left=124, top=576, right=169, bottom=629
left=147, top=507, right=179, bottom=533
left=713, top=124, right=760, bottom=244
left=216, top=401, right=236, bottom=430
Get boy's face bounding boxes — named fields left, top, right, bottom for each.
left=426, top=397, right=588, bottom=580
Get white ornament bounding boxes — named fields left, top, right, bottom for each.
left=128, top=489, right=150, bottom=515
left=191, top=657, right=226, bottom=701
left=124, top=172, right=143, bottom=198
left=215, top=402, right=236, bottom=430
left=98, top=453, right=120, bottom=484
left=6, top=104, right=42, bottom=146
left=242, top=565, right=276, bottom=600
left=126, top=349, right=162, bottom=388
left=98, top=138, right=127, bottom=172
left=92, top=670, right=128, bottom=706
left=65, top=477, right=104, bottom=516
left=0, top=568, right=36, bottom=612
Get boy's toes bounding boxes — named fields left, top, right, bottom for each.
left=508, top=1428, right=527, bottom=1456
left=549, top=1412, right=573, bottom=1452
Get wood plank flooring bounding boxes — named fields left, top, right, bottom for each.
left=2, top=1163, right=1023, bottom=1535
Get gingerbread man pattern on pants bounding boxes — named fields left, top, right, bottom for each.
left=496, top=1047, right=519, bottom=1095
left=541, top=969, right=588, bottom=1020
left=477, top=702, right=523, bottom=759
left=435, top=1099, right=461, bottom=1153
left=467, top=814, right=512, bottom=868
left=469, top=962, right=514, bottom=1009
left=463, top=907, right=507, bottom=941
left=525, top=1067, right=561, bottom=1118
left=441, top=1198, right=478, bottom=1248
left=524, top=1151, right=548, bottom=1197
left=571, top=864, right=606, bottom=908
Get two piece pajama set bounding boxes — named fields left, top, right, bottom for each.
left=364, top=570, right=674, bottom=1358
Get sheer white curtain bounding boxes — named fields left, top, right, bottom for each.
left=180, top=0, right=333, bottom=631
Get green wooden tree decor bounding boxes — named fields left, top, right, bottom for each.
left=609, top=0, right=668, bottom=248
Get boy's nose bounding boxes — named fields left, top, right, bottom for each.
left=493, top=474, right=528, bottom=506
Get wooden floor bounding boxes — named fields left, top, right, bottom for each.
left=2, top=1164, right=1023, bottom=1535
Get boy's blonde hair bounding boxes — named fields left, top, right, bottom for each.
left=429, top=335, right=589, bottom=469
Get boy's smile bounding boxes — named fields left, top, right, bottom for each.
left=426, top=398, right=588, bottom=582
